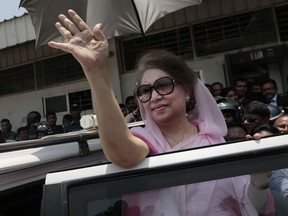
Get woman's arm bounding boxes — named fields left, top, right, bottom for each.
left=48, top=9, right=149, bottom=168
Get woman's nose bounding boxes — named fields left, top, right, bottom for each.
left=150, top=89, right=162, bottom=101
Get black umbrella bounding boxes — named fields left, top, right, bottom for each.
left=19, top=0, right=201, bottom=47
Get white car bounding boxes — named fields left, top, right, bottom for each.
left=0, top=124, right=287, bottom=216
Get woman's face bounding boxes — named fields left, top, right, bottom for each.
left=140, top=69, right=187, bottom=125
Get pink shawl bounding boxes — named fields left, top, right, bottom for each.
left=123, top=79, right=274, bottom=215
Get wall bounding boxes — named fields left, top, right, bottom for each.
left=0, top=80, right=90, bottom=132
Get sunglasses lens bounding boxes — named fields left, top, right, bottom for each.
left=137, top=85, right=152, bottom=103
left=136, top=77, right=176, bottom=103
left=154, top=77, right=174, bottom=95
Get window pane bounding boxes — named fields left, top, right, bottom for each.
left=120, top=27, right=193, bottom=72
left=0, top=64, right=35, bottom=96
left=45, top=95, right=67, bottom=113
left=193, top=9, right=277, bottom=56
left=36, top=54, right=85, bottom=88
left=68, top=89, right=92, bottom=111
left=69, top=170, right=282, bottom=216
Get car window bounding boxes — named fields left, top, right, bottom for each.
left=42, top=133, right=288, bottom=216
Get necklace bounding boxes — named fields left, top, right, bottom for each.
left=165, top=124, right=197, bottom=146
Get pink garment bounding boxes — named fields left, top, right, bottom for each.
left=123, top=79, right=274, bottom=215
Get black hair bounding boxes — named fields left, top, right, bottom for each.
left=226, top=121, right=248, bottom=134
left=211, top=82, right=224, bottom=88
left=46, top=111, right=56, bottom=119
left=243, top=101, right=270, bottom=118
left=261, top=78, right=277, bottom=88
left=0, top=119, right=10, bottom=124
left=233, top=77, right=248, bottom=87
left=17, top=126, right=28, bottom=134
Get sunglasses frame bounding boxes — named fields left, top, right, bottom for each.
left=136, top=77, right=177, bottom=103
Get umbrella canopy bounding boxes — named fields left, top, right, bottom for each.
left=19, top=0, right=201, bottom=47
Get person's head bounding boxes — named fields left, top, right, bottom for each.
left=261, top=78, right=278, bottom=101
left=70, top=104, right=81, bottom=119
left=0, top=119, right=12, bottom=134
left=125, top=95, right=138, bottom=113
left=211, top=82, right=223, bottom=97
left=225, top=122, right=248, bottom=141
left=249, top=82, right=261, bottom=93
left=221, top=87, right=239, bottom=103
left=233, top=78, right=248, bottom=97
left=62, top=114, right=74, bottom=126
left=36, top=124, right=49, bottom=139
left=135, top=50, right=197, bottom=124
left=273, top=113, right=288, bottom=133
left=46, top=111, right=57, bottom=126
left=17, top=126, right=28, bottom=141
left=26, top=111, right=41, bottom=127
left=249, top=124, right=280, bottom=137
left=242, top=101, right=270, bottom=132
left=119, top=103, right=128, bottom=116
left=216, top=97, right=242, bottom=123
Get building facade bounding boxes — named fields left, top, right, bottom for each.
left=0, top=0, right=287, bottom=130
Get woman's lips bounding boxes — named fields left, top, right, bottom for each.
left=152, top=104, right=167, bottom=111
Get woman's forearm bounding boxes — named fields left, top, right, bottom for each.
left=86, top=68, right=149, bottom=168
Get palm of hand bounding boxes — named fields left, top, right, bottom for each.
left=48, top=10, right=109, bottom=73
left=68, top=29, right=109, bottom=72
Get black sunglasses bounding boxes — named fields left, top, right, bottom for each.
left=136, top=77, right=178, bottom=103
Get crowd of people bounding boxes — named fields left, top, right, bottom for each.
left=206, top=77, right=288, bottom=137
left=0, top=103, right=83, bottom=142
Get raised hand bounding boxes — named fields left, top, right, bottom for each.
left=48, top=9, right=109, bottom=74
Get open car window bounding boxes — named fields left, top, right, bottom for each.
left=42, top=133, right=288, bottom=216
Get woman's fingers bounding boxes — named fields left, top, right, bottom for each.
left=55, top=21, right=72, bottom=42
left=246, top=133, right=263, bottom=140
left=68, top=9, right=90, bottom=32
left=58, top=14, right=80, bottom=35
left=55, top=10, right=91, bottom=43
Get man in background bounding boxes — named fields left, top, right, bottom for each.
left=0, top=119, right=17, bottom=142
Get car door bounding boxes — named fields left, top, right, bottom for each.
left=42, top=133, right=288, bottom=216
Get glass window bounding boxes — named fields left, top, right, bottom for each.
left=193, top=9, right=277, bottom=56
left=0, top=64, right=35, bottom=96
left=275, top=4, right=288, bottom=42
left=35, top=54, right=85, bottom=88
left=68, top=89, right=93, bottom=111
left=120, top=27, right=193, bottom=72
